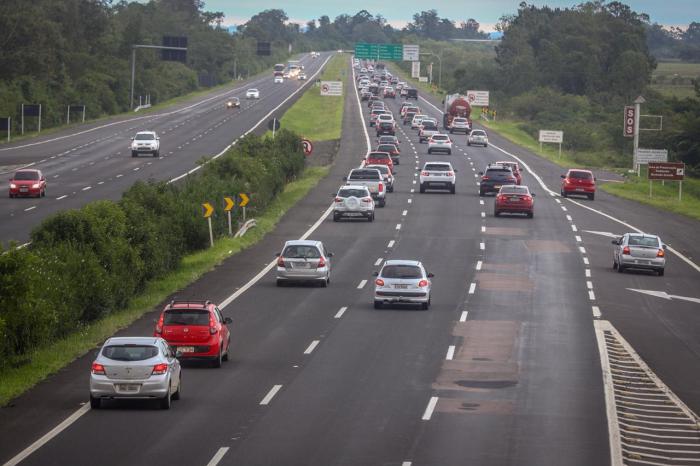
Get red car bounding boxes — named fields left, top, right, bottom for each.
left=154, top=300, right=232, bottom=367
left=561, top=169, right=596, bottom=200
left=364, top=151, right=394, bottom=171
left=9, top=169, right=46, bottom=198
left=383, top=87, right=396, bottom=98
left=376, top=143, right=400, bottom=165
left=496, top=161, right=522, bottom=185
left=494, top=185, right=535, bottom=218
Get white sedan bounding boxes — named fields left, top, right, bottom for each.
left=246, top=88, right=260, bottom=99
left=427, top=134, right=453, bottom=155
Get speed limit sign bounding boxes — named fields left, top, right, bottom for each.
left=301, top=138, right=313, bottom=156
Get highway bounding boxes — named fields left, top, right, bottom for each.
left=0, top=52, right=331, bottom=245
left=1, top=56, right=699, bottom=466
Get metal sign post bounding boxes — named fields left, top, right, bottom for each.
left=632, top=96, right=644, bottom=174
left=224, top=196, right=235, bottom=236
left=202, top=203, right=214, bottom=247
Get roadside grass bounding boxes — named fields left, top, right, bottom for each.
left=276, top=54, right=347, bottom=141
left=0, top=166, right=329, bottom=407
left=651, top=61, right=700, bottom=99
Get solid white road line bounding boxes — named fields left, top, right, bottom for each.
left=374, top=258, right=383, bottom=266
left=476, top=261, right=482, bottom=271
left=469, top=283, right=476, bottom=294
left=388, top=240, right=395, bottom=248
left=422, top=397, right=439, bottom=420
left=24, top=206, right=36, bottom=212
left=334, top=307, right=348, bottom=319
left=56, top=195, right=67, bottom=200
left=260, top=385, right=283, bottom=405
left=206, top=447, right=230, bottom=466
left=3, top=404, right=90, bottom=466
left=446, top=345, right=456, bottom=360
left=592, top=306, right=602, bottom=318
left=357, top=279, right=368, bottom=289
left=460, top=311, right=469, bottom=322
left=304, top=340, right=320, bottom=355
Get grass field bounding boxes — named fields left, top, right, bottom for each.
left=277, top=54, right=347, bottom=141
left=0, top=166, right=329, bottom=406
left=651, top=61, right=700, bottom=99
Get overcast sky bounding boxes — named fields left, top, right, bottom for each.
left=206, top=0, right=697, bottom=30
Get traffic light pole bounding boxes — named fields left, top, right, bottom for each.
left=129, top=44, right=188, bottom=109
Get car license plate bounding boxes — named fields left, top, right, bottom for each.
left=394, top=284, right=408, bottom=289
left=576, top=188, right=585, bottom=192
left=510, top=196, right=520, bottom=201
left=346, top=212, right=362, bottom=217
left=179, top=346, right=195, bottom=353
left=20, top=188, right=28, bottom=192
left=294, top=262, right=312, bottom=269
left=116, top=384, right=140, bottom=392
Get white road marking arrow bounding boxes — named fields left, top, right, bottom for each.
left=627, top=288, right=700, bottom=304
left=583, top=230, right=621, bottom=239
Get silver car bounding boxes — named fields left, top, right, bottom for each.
left=427, top=134, right=453, bottom=154
left=419, top=161, right=457, bottom=194
left=449, top=117, right=471, bottom=134
left=276, top=240, right=333, bottom=286
left=90, top=337, right=181, bottom=410
left=612, top=233, right=667, bottom=275
left=468, top=129, right=489, bottom=147
left=373, top=260, right=434, bottom=309
left=333, top=185, right=375, bottom=222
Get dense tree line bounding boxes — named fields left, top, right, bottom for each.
left=647, top=22, right=700, bottom=61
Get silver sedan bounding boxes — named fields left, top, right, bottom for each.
left=90, top=337, right=181, bottom=409
left=276, top=240, right=333, bottom=286
left=612, top=233, right=667, bottom=276
left=373, top=260, right=433, bottom=309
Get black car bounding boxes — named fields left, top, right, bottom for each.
left=479, top=164, right=518, bottom=196
left=406, top=88, right=418, bottom=100
left=376, top=121, right=396, bottom=136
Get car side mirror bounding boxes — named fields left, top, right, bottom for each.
left=130, top=137, right=134, bottom=140
left=175, top=349, right=183, bottom=358
left=372, top=271, right=379, bottom=276
left=427, top=272, right=435, bottom=278
left=343, top=176, right=348, bottom=181
left=662, top=244, right=667, bottom=250
left=327, top=252, right=334, bottom=257
left=560, top=174, right=566, bottom=178
left=531, top=193, right=536, bottom=197
left=478, top=171, right=484, bottom=175
left=611, top=240, right=618, bottom=245
left=224, top=317, right=233, bottom=324
left=275, top=252, right=281, bottom=257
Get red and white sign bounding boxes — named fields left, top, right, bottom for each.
left=623, top=106, right=635, bottom=138
left=301, top=138, right=313, bottom=156
left=466, top=90, right=489, bottom=107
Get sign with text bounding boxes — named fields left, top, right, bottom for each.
left=539, top=130, right=564, bottom=144
left=623, top=105, right=635, bottom=137
left=635, top=148, right=668, bottom=164
left=403, top=44, right=420, bottom=61
left=648, top=162, right=684, bottom=181
left=411, top=61, right=420, bottom=78
left=466, top=90, right=490, bottom=107
left=320, top=81, right=343, bottom=96
left=418, top=77, right=428, bottom=82
left=354, top=43, right=403, bottom=60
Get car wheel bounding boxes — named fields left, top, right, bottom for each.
left=159, top=387, right=172, bottom=410
left=561, top=190, right=567, bottom=198
left=222, top=336, right=230, bottom=361
left=589, top=193, right=595, bottom=201
left=494, top=209, right=500, bottom=217
left=421, top=299, right=430, bottom=310
left=617, top=265, right=625, bottom=274
left=212, top=348, right=223, bottom=368
left=333, top=213, right=340, bottom=222
left=484, top=144, right=488, bottom=148
left=90, top=395, right=101, bottom=409
left=374, top=300, right=382, bottom=309
left=320, top=276, right=328, bottom=288
left=467, top=142, right=471, bottom=146
left=450, top=129, right=454, bottom=134
left=8, top=193, right=13, bottom=198
left=379, top=198, right=386, bottom=207
left=447, top=150, right=452, bottom=155
left=657, top=269, right=665, bottom=276
left=153, top=151, right=158, bottom=158
left=612, top=259, right=618, bottom=270
left=276, top=279, right=285, bottom=287
left=368, top=213, right=374, bottom=222
left=172, top=376, right=181, bottom=400
left=388, top=186, right=394, bottom=193
left=479, top=190, right=485, bottom=197
left=427, top=149, right=432, bottom=154
left=450, top=185, right=456, bottom=194
left=131, top=151, right=137, bottom=157
left=527, top=211, right=534, bottom=218
left=419, top=184, right=426, bottom=193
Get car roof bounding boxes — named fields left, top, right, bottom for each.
left=340, top=184, right=370, bottom=190
left=248, top=88, right=258, bottom=91
left=135, top=130, right=156, bottom=134
left=424, top=161, right=453, bottom=167
left=284, top=239, right=323, bottom=248
left=568, top=169, right=593, bottom=174
left=431, top=134, right=449, bottom=138
left=15, top=168, right=40, bottom=174
left=104, top=337, right=161, bottom=346
left=383, top=259, right=423, bottom=267
left=628, top=233, right=659, bottom=238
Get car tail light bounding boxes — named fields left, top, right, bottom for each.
left=317, top=256, right=326, bottom=268
left=657, top=249, right=665, bottom=258
left=155, top=314, right=164, bottom=334
left=209, top=315, right=218, bottom=335
left=622, top=246, right=631, bottom=255
left=335, top=197, right=343, bottom=203
left=91, top=362, right=105, bottom=375
left=378, top=183, right=384, bottom=193
left=152, top=363, right=168, bottom=375
left=362, top=197, right=372, bottom=203
left=507, top=177, right=516, bottom=183
left=418, top=280, right=428, bottom=288
left=447, top=171, right=454, bottom=176
left=277, top=256, right=285, bottom=267
left=421, top=171, right=429, bottom=176
left=481, top=176, right=490, bottom=180
left=497, top=194, right=506, bottom=201
left=375, top=278, right=385, bottom=286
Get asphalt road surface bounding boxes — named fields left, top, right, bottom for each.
left=1, top=57, right=698, bottom=466
left=0, top=52, right=332, bottom=245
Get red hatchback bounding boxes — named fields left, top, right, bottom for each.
left=9, top=169, right=46, bottom=198
left=561, top=169, right=596, bottom=200
left=364, top=151, right=394, bottom=171
left=494, top=185, right=535, bottom=218
left=154, top=300, right=231, bottom=368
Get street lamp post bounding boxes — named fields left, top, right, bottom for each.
left=419, top=51, right=442, bottom=89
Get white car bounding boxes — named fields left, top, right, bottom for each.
left=419, top=161, right=457, bottom=194
left=427, top=134, right=453, bottom=155
left=411, top=114, right=427, bottom=129
left=333, top=185, right=375, bottom=222
left=373, top=260, right=433, bottom=309
left=130, top=131, right=160, bottom=158
left=298, top=72, right=307, bottom=80
left=246, top=88, right=260, bottom=99
left=377, top=114, right=395, bottom=125
left=274, top=76, right=283, bottom=84
left=468, top=129, right=489, bottom=147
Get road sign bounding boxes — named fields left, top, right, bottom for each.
left=238, top=193, right=250, bottom=207
left=354, top=43, right=403, bottom=60
left=648, top=162, right=684, bottom=181
left=403, top=44, right=420, bottom=61
left=623, top=106, right=635, bottom=137
left=418, top=77, right=428, bottom=82
left=301, top=138, right=313, bottom=156
left=224, top=196, right=235, bottom=212
left=539, top=130, right=564, bottom=144
left=411, top=61, right=420, bottom=78
left=635, top=148, right=668, bottom=164
left=202, top=202, right=214, bottom=218
left=320, top=81, right=343, bottom=96
left=267, top=118, right=281, bottom=131
left=466, top=90, right=490, bottom=107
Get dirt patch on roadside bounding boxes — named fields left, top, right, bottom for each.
left=305, top=139, right=339, bottom=167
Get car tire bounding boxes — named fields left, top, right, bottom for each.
left=132, top=151, right=137, bottom=157
left=527, top=211, right=534, bottom=218
left=222, top=336, right=230, bottom=361
left=561, top=190, right=567, bottom=198
left=427, top=149, right=432, bottom=154
left=172, top=376, right=181, bottom=400
left=450, top=129, right=454, bottom=134
left=212, top=348, right=223, bottom=368
left=276, top=279, right=285, bottom=287
left=419, top=184, right=426, bottom=193
left=8, top=193, right=13, bottom=198
left=657, top=269, right=665, bottom=276
left=159, top=388, right=172, bottom=410
left=153, top=150, right=159, bottom=158
left=90, top=395, right=101, bottom=409
left=374, top=300, right=382, bottom=309
left=379, top=198, right=386, bottom=207
left=617, top=265, right=625, bottom=274
left=479, top=190, right=485, bottom=197
left=589, top=193, right=595, bottom=201
left=333, top=213, right=340, bottom=222
left=612, top=259, right=618, bottom=270
left=494, top=210, right=500, bottom=217
left=467, top=142, right=471, bottom=146
left=368, top=213, right=374, bottom=222
left=388, top=186, right=394, bottom=193
left=41, top=188, right=46, bottom=197
left=484, top=144, right=488, bottom=148
left=447, top=150, right=452, bottom=155
left=421, top=299, right=430, bottom=310
left=450, top=185, right=456, bottom=194
left=320, top=276, right=329, bottom=288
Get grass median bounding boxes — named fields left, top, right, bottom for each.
left=0, top=166, right=329, bottom=407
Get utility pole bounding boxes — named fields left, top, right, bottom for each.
left=633, top=96, right=645, bottom=174
left=129, top=44, right=188, bottom=109
left=419, top=52, right=442, bottom=89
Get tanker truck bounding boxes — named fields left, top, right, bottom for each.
left=442, top=94, right=472, bottom=132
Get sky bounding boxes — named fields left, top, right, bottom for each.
left=206, top=0, right=698, bottom=31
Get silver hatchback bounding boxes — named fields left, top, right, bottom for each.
left=373, top=260, right=433, bottom=309
left=276, top=240, right=333, bottom=286
left=90, top=337, right=181, bottom=409
left=612, top=233, right=667, bottom=276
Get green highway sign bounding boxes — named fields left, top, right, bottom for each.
left=354, top=43, right=404, bottom=60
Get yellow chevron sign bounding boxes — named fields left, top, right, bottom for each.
left=224, top=196, right=235, bottom=212
left=238, top=193, right=250, bottom=207
left=202, top=202, right=214, bottom=218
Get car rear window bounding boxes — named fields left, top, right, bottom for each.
left=164, top=309, right=210, bottom=326
left=349, top=170, right=381, bottom=180
left=569, top=171, right=593, bottom=180
left=339, top=188, right=369, bottom=198
left=366, top=165, right=389, bottom=174
left=425, top=164, right=451, bottom=171
left=103, top=345, right=159, bottom=361
left=432, top=135, right=448, bottom=141
left=14, top=171, right=39, bottom=180
left=471, top=130, right=486, bottom=136
left=422, top=122, right=437, bottom=130
left=486, top=168, right=512, bottom=176
left=381, top=265, right=422, bottom=279
left=377, top=145, right=396, bottom=152
left=282, top=245, right=321, bottom=259
left=500, top=186, right=529, bottom=194
left=628, top=236, right=660, bottom=247
left=135, top=133, right=155, bottom=140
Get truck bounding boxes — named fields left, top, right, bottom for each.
left=442, top=94, right=472, bottom=130
left=343, top=168, right=386, bottom=207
